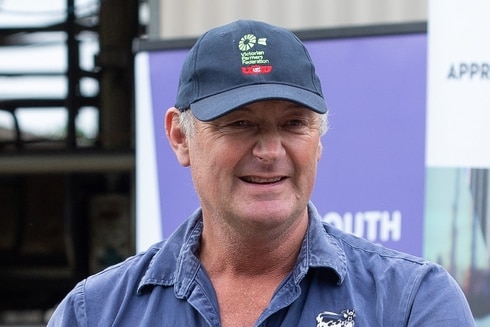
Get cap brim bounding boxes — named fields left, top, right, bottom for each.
left=190, top=84, right=327, bottom=121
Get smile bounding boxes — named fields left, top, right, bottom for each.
left=241, top=176, right=285, bottom=184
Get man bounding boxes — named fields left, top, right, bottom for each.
left=48, top=20, right=475, bottom=326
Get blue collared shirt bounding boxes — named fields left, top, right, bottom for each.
left=48, top=203, right=475, bottom=326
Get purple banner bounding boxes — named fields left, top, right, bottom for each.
left=148, top=33, right=427, bottom=256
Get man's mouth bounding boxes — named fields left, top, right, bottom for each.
left=240, top=176, right=285, bottom=184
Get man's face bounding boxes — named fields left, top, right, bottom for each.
left=185, top=100, right=323, bottom=233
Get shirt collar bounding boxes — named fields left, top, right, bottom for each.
left=295, top=202, right=347, bottom=285
left=137, top=203, right=346, bottom=295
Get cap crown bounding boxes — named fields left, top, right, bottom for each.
left=175, top=20, right=327, bottom=121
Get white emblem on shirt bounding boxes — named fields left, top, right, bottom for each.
left=316, top=309, right=355, bottom=327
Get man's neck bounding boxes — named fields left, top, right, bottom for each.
left=199, top=212, right=308, bottom=278
left=198, top=213, right=308, bottom=327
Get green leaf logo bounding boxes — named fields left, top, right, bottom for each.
left=238, top=34, right=257, bottom=51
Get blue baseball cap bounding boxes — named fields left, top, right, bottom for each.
left=174, top=20, right=328, bottom=121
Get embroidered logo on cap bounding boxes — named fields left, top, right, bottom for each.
left=315, top=309, right=355, bottom=327
left=238, top=33, right=271, bottom=75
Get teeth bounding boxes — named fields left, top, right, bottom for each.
left=243, top=176, right=282, bottom=184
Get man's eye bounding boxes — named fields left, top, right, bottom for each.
left=286, top=119, right=306, bottom=127
left=230, top=120, right=250, bottom=127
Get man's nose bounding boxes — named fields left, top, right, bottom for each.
left=252, top=130, right=285, bottom=163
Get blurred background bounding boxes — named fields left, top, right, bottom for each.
left=0, top=0, right=429, bottom=325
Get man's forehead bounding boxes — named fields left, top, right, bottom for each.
left=223, top=100, right=316, bottom=116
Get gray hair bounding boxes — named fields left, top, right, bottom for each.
left=318, top=113, right=329, bottom=136
left=178, top=109, right=196, bottom=137
left=178, top=108, right=329, bottom=137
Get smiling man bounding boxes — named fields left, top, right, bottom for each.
left=48, top=20, right=475, bottom=327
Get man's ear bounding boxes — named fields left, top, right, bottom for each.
left=165, top=107, right=190, bottom=167
left=317, top=141, right=323, bottom=162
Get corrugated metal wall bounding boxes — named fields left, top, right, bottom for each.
left=153, top=0, right=427, bottom=38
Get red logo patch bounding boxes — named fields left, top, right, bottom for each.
left=241, top=65, right=272, bottom=75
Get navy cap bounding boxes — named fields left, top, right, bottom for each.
left=174, top=20, right=328, bottom=121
